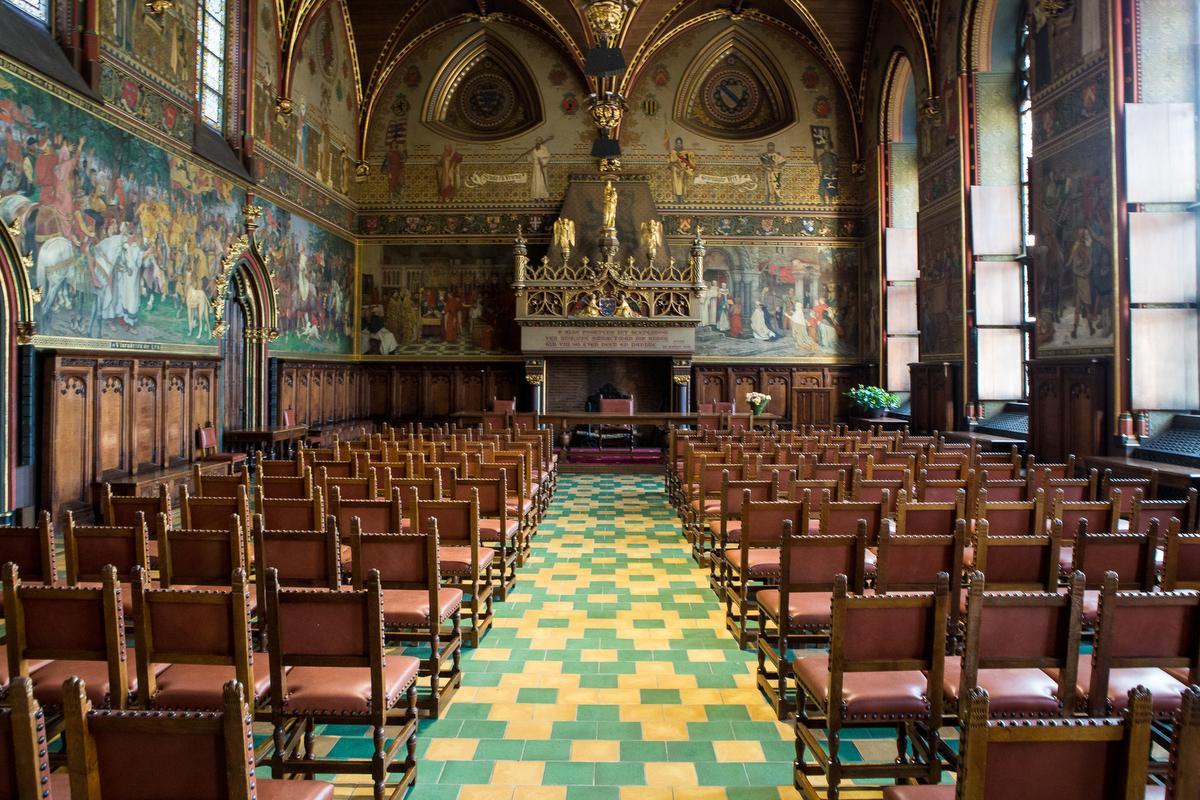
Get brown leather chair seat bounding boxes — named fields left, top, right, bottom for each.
left=705, top=518, right=741, bottom=542
left=506, top=498, right=534, bottom=516
left=48, top=773, right=72, bottom=797
left=688, top=498, right=721, bottom=516
left=0, top=644, right=49, bottom=688
left=282, top=655, right=420, bottom=715
left=794, top=654, right=931, bottom=720
left=882, top=785, right=953, bottom=800
left=726, top=547, right=781, bottom=578
left=756, top=590, right=833, bottom=629
left=1048, top=659, right=1189, bottom=715
left=29, top=653, right=168, bottom=708
left=479, top=517, right=521, bottom=542
left=381, top=588, right=463, bottom=627
left=258, top=779, right=337, bottom=800
left=149, top=660, right=277, bottom=710
left=941, top=657, right=1063, bottom=716
left=883, top=786, right=945, bottom=796
left=440, top=545, right=496, bottom=577
left=1166, top=666, right=1189, bottom=684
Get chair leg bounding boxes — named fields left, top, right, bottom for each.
left=373, top=722, right=387, bottom=800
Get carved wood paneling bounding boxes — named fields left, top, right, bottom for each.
left=909, top=362, right=961, bottom=434
left=42, top=353, right=221, bottom=520
left=691, top=365, right=869, bottom=423
left=1029, top=359, right=1108, bottom=463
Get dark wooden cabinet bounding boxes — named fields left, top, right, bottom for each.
left=909, top=362, right=961, bottom=434
left=1028, top=358, right=1108, bottom=463
left=691, top=365, right=868, bottom=424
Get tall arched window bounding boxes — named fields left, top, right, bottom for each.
left=196, top=0, right=228, bottom=130
left=3, top=0, right=49, bottom=25
left=881, top=54, right=920, bottom=393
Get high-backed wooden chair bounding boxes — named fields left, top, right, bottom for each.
left=63, top=677, right=334, bottom=799
left=408, top=490, right=492, bottom=648
left=320, top=465, right=379, bottom=502
left=707, top=472, right=776, bottom=591
left=756, top=520, right=867, bottom=719
left=263, top=569, right=420, bottom=797
left=449, top=471, right=519, bottom=598
left=0, top=511, right=57, bottom=607
left=0, top=677, right=62, bottom=798
left=724, top=495, right=806, bottom=649
left=130, top=566, right=263, bottom=715
left=328, top=486, right=404, bottom=570
left=254, top=487, right=325, bottom=531
left=251, top=514, right=341, bottom=597
left=1163, top=518, right=1200, bottom=591
left=346, top=520, right=462, bottom=717
left=3, top=563, right=137, bottom=710
left=881, top=686, right=1155, bottom=800
left=894, top=489, right=965, bottom=536
left=196, top=424, right=247, bottom=467
left=1130, top=488, right=1198, bottom=536
left=597, top=396, right=634, bottom=450
left=63, top=511, right=150, bottom=616
left=255, top=465, right=314, bottom=500
left=1069, top=521, right=1158, bottom=624
left=976, top=487, right=1047, bottom=535
left=794, top=573, right=949, bottom=798
left=179, top=484, right=251, bottom=532
left=192, top=463, right=249, bottom=497
left=1053, top=489, right=1121, bottom=573
left=101, top=482, right=169, bottom=560
left=155, top=512, right=247, bottom=591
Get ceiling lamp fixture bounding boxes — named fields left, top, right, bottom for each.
left=584, top=0, right=628, bottom=77
left=588, top=91, right=626, bottom=157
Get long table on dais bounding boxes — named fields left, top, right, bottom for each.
left=451, top=411, right=780, bottom=449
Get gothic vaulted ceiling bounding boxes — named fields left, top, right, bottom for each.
left=312, top=0, right=935, bottom=129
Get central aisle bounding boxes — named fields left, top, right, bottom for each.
left=399, top=472, right=800, bottom=800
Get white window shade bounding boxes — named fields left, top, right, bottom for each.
left=1131, top=308, right=1200, bottom=410
left=970, top=185, right=1022, bottom=256
left=887, top=337, right=920, bottom=392
left=1126, top=103, right=1197, bottom=204
left=885, top=228, right=919, bottom=281
left=886, top=284, right=919, bottom=334
left=977, top=328, right=1025, bottom=400
left=974, top=260, right=1024, bottom=325
left=1129, top=212, right=1198, bottom=304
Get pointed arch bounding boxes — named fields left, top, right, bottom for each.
left=880, top=50, right=917, bottom=145
left=213, top=233, right=278, bottom=430
left=0, top=221, right=38, bottom=516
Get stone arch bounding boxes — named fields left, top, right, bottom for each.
left=881, top=50, right=917, bottom=145
left=213, top=231, right=278, bottom=431
left=0, top=221, right=39, bottom=516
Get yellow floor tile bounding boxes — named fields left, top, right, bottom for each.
left=502, top=721, right=555, bottom=740
left=513, top=788, right=567, bottom=800
left=712, top=741, right=765, bottom=762
left=491, top=760, right=546, bottom=785
left=422, top=739, right=479, bottom=761
left=571, top=740, right=621, bottom=762
left=643, top=762, right=699, bottom=786
left=460, top=786, right=513, bottom=800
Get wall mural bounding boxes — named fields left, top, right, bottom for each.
left=695, top=245, right=858, bottom=360
left=1032, top=129, right=1114, bottom=353
left=253, top=1, right=358, bottom=200
left=100, top=0, right=196, bottom=102
left=358, top=244, right=519, bottom=357
left=0, top=62, right=352, bottom=354
left=1030, top=0, right=1107, bottom=95
left=917, top=211, right=965, bottom=359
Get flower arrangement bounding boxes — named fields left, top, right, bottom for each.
left=745, top=391, right=772, bottom=415
left=845, top=385, right=900, bottom=417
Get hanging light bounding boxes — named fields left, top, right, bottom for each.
left=584, top=0, right=627, bottom=77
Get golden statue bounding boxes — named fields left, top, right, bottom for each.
left=602, top=180, right=618, bottom=230
left=614, top=292, right=638, bottom=318
left=639, top=219, right=662, bottom=262
left=553, top=217, right=575, bottom=263
left=584, top=292, right=603, bottom=317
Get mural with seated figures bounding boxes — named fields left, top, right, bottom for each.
left=0, top=63, right=353, bottom=354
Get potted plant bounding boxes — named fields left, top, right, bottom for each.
left=745, top=391, right=772, bottom=416
left=845, top=384, right=899, bottom=419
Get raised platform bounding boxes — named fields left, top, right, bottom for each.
left=558, top=447, right=664, bottom=469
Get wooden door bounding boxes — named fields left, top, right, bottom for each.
left=221, top=296, right=247, bottom=432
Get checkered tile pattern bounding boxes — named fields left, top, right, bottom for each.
left=312, top=474, right=896, bottom=799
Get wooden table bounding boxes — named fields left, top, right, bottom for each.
left=94, top=460, right=229, bottom=517
left=848, top=415, right=910, bottom=432
left=452, top=412, right=780, bottom=450
left=1085, top=455, right=1200, bottom=496
left=223, top=425, right=309, bottom=461
left=943, top=430, right=1027, bottom=452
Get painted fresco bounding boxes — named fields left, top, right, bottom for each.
left=0, top=63, right=352, bottom=354
left=358, top=244, right=519, bottom=357
left=1030, top=0, right=1107, bottom=94
left=694, top=245, right=858, bottom=359
left=254, top=1, right=358, bottom=199
left=100, top=0, right=196, bottom=101
left=917, top=212, right=964, bottom=358
left=1031, top=131, right=1114, bottom=353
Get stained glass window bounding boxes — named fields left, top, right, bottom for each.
left=4, top=0, right=50, bottom=25
left=196, top=0, right=227, bottom=130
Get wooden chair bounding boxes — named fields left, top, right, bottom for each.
left=328, top=486, right=405, bottom=571
left=874, top=519, right=967, bottom=637
left=971, top=518, right=1063, bottom=594
left=597, top=396, right=634, bottom=450
left=155, top=512, right=248, bottom=591
left=63, top=676, right=334, bottom=799
left=1053, top=489, right=1121, bottom=573
left=196, top=423, right=247, bottom=467
left=1069, top=521, right=1158, bottom=624
left=130, top=566, right=262, bottom=714
left=724, top=495, right=806, bottom=649
left=63, top=511, right=150, bottom=616
left=100, top=482, right=169, bottom=560
left=1043, top=468, right=1099, bottom=502
left=756, top=520, right=867, bottom=719
left=917, top=471, right=973, bottom=504
left=0, top=511, right=56, bottom=605
left=320, top=465, right=380, bottom=501
left=256, top=456, right=303, bottom=477
left=179, top=484, right=251, bottom=532
left=255, top=465, right=314, bottom=500
left=707, top=472, right=775, bottom=591
left=945, top=571, right=1084, bottom=720
left=346, top=520, right=462, bottom=717
left=794, top=573, right=949, bottom=798
left=881, top=686, right=1154, bottom=800
left=263, top=568, right=419, bottom=798
left=894, top=489, right=965, bottom=536
left=251, top=513, right=341, bottom=596
left=408, top=490, right=493, bottom=648
left=1073, top=575, right=1199, bottom=718
left=1130, top=488, right=1198, bottom=536
left=976, top=488, right=1047, bottom=535
left=3, top=563, right=134, bottom=710
left=850, top=468, right=909, bottom=512
left=254, top=486, right=326, bottom=531
left=192, top=463, right=249, bottom=497
left=0, top=677, right=62, bottom=798
left=1163, top=518, right=1200, bottom=591
left=1100, top=468, right=1158, bottom=512
left=450, top=471, right=519, bottom=598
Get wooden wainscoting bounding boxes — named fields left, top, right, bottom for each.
left=273, top=359, right=526, bottom=425
left=692, top=365, right=870, bottom=425
left=909, top=362, right=962, bottom=434
left=1028, top=358, right=1108, bottom=463
left=42, top=353, right=223, bottom=520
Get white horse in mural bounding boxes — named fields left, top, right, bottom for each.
left=92, top=235, right=147, bottom=329
left=185, top=279, right=211, bottom=338
left=35, top=235, right=81, bottom=313
left=0, top=192, right=34, bottom=229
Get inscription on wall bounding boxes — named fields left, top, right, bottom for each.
left=522, top=326, right=696, bottom=354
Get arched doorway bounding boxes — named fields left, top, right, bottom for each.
left=0, top=222, right=40, bottom=519
left=213, top=232, right=278, bottom=434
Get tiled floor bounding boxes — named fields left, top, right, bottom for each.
left=317, top=472, right=890, bottom=799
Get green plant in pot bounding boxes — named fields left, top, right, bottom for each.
left=845, top=384, right=900, bottom=418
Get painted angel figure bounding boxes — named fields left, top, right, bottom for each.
left=553, top=217, right=575, bottom=263
left=639, top=219, right=662, bottom=263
